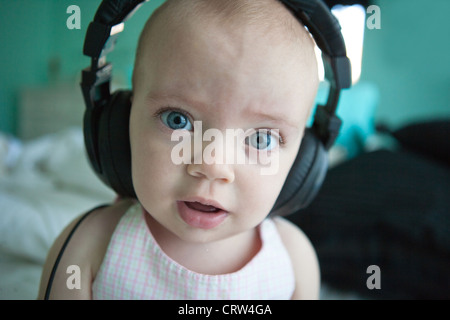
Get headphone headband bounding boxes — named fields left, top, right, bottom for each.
left=94, top=0, right=148, bottom=25
left=282, top=0, right=351, bottom=148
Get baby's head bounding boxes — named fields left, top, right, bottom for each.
left=129, top=0, right=319, bottom=243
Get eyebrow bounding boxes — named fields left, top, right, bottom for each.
left=244, top=109, right=301, bottom=132
left=145, top=91, right=210, bottom=110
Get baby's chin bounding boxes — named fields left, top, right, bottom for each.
left=169, top=216, right=254, bottom=245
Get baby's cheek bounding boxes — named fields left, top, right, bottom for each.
left=240, top=169, right=286, bottom=215
left=261, top=154, right=295, bottom=204
left=133, top=146, right=173, bottom=186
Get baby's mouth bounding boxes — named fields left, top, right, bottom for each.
left=184, top=201, right=222, bottom=213
left=177, top=200, right=228, bottom=229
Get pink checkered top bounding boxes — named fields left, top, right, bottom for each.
left=92, top=203, right=295, bottom=299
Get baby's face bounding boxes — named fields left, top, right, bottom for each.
left=130, top=10, right=318, bottom=243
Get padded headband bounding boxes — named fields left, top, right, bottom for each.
left=81, top=0, right=351, bottom=151
left=284, top=0, right=346, bottom=57
left=83, top=0, right=147, bottom=61
left=281, top=0, right=351, bottom=148
left=94, top=0, right=147, bottom=25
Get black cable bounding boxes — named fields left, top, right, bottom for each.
left=44, top=204, right=109, bottom=300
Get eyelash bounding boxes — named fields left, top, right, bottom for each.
left=268, top=129, right=285, bottom=146
left=153, top=106, right=286, bottom=146
left=153, top=106, right=193, bottom=125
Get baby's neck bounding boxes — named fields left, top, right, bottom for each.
left=143, top=213, right=262, bottom=275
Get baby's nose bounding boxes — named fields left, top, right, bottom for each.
left=186, top=162, right=235, bottom=183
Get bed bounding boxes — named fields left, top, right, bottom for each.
left=0, top=128, right=116, bottom=299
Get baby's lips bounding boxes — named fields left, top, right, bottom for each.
left=177, top=201, right=229, bottom=229
left=185, top=201, right=221, bottom=213
left=180, top=196, right=228, bottom=213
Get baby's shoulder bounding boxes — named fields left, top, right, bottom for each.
left=62, top=198, right=135, bottom=256
left=37, top=198, right=135, bottom=299
left=272, top=216, right=311, bottom=247
left=272, top=217, right=320, bottom=299
left=73, top=199, right=135, bottom=245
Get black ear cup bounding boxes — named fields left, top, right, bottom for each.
left=96, top=90, right=136, bottom=198
left=271, top=128, right=328, bottom=216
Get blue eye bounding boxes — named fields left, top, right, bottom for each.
left=246, top=130, right=278, bottom=150
left=160, top=110, right=192, bottom=130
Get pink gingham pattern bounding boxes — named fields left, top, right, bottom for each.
left=92, top=203, right=295, bottom=299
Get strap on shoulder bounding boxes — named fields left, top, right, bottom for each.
left=44, top=204, right=109, bottom=300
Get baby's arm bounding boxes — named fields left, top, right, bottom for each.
left=274, top=217, right=320, bottom=300
left=37, top=199, right=134, bottom=299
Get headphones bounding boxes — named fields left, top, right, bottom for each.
left=81, top=0, right=351, bottom=216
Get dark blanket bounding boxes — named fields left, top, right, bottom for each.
left=287, top=120, right=450, bottom=299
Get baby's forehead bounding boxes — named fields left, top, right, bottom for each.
left=133, top=0, right=319, bottom=127
left=138, top=0, right=314, bottom=58
left=133, top=0, right=318, bottom=89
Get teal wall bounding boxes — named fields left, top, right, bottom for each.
left=361, top=0, right=450, bottom=129
left=0, top=0, right=164, bottom=135
left=0, top=0, right=449, bottom=135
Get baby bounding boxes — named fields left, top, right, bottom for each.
left=39, top=0, right=321, bottom=299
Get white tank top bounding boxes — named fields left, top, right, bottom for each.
left=92, top=203, right=295, bottom=299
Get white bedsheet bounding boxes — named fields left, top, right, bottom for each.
left=0, top=128, right=115, bottom=299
